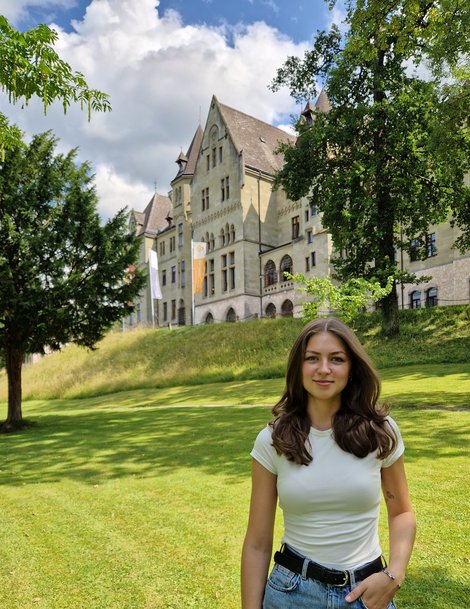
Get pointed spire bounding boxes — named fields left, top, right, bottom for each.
left=315, top=89, right=331, bottom=113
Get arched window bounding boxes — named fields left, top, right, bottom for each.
left=231, top=224, right=235, bottom=242
left=210, top=233, right=215, bottom=250
left=280, top=255, right=293, bottom=281
left=265, top=303, right=276, bottom=319
left=226, top=307, right=236, bottom=322
left=281, top=299, right=294, bottom=317
left=205, top=312, right=214, bottom=324
left=410, top=290, right=421, bottom=309
left=225, top=223, right=230, bottom=243
left=264, top=260, right=277, bottom=287
left=220, top=228, right=225, bottom=247
left=205, top=232, right=210, bottom=250
left=426, top=287, right=438, bottom=307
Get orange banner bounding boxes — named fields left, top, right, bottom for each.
left=192, top=242, right=207, bottom=295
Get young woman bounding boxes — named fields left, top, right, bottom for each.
left=241, top=317, right=415, bottom=609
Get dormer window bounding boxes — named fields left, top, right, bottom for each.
left=175, top=151, right=188, bottom=172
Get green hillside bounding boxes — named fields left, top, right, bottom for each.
left=1, top=305, right=469, bottom=401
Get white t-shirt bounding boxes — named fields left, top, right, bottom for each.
left=250, top=416, right=404, bottom=570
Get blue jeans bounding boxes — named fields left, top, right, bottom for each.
left=262, top=551, right=398, bottom=609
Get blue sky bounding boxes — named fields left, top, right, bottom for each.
left=17, top=0, right=330, bottom=43
left=2, top=0, right=343, bottom=217
left=157, top=0, right=327, bottom=44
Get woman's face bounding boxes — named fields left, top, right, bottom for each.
left=301, top=331, right=352, bottom=408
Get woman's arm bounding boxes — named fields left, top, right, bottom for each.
left=381, top=454, right=416, bottom=584
left=241, top=459, right=278, bottom=609
left=346, top=455, right=416, bottom=609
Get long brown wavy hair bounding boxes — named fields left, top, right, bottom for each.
left=270, top=317, right=397, bottom=465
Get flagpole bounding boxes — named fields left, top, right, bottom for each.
left=150, top=294, right=155, bottom=329
left=191, top=230, right=195, bottom=326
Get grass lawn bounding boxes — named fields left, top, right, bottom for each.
left=0, top=383, right=469, bottom=609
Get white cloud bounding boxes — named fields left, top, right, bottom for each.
left=326, top=0, right=349, bottom=35
left=93, top=164, right=152, bottom=218
left=0, top=0, right=75, bottom=25
left=0, top=0, right=309, bottom=218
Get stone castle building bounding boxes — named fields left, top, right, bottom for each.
left=126, top=95, right=470, bottom=328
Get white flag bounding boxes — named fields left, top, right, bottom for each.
left=148, top=249, right=162, bottom=299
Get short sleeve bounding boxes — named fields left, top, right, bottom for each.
left=250, top=426, right=278, bottom=475
left=381, top=416, right=405, bottom=468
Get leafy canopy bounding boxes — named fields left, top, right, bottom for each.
left=0, top=16, right=111, bottom=156
left=287, top=273, right=393, bottom=324
left=271, top=0, right=470, bottom=334
left=0, top=130, right=145, bottom=358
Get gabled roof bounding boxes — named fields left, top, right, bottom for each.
left=172, top=125, right=203, bottom=182
left=214, top=96, right=295, bottom=175
left=135, top=192, right=173, bottom=237
left=132, top=210, right=145, bottom=229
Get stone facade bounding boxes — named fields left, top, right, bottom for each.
left=129, top=95, right=470, bottom=328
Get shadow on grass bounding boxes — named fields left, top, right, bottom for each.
left=0, top=403, right=273, bottom=486
left=389, top=408, right=470, bottom=463
left=386, top=393, right=470, bottom=409
left=0, top=401, right=468, bottom=486
left=402, top=566, right=470, bottom=609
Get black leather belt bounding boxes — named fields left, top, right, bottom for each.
left=274, top=545, right=385, bottom=587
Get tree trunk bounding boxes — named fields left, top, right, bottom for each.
left=381, top=283, right=400, bottom=337
left=1, top=345, right=24, bottom=433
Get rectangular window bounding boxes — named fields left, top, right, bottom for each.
left=206, top=155, right=210, bottom=171
left=221, top=254, right=228, bottom=292
left=221, top=178, right=225, bottom=202
left=181, top=260, right=186, bottom=288
left=305, top=209, right=309, bottom=222
left=307, top=229, right=313, bottom=244
left=202, top=187, right=210, bottom=211
left=292, top=216, right=300, bottom=240
left=225, top=176, right=229, bottom=200
left=409, top=238, right=421, bottom=262
left=163, top=302, right=168, bottom=322
left=171, top=299, right=176, bottom=320
left=171, top=266, right=176, bottom=283
left=310, top=203, right=317, bottom=217
left=209, top=259, right=215, bottom=295
left=162, top=269, right=167, bottom=287
left=426, top=232, right=437, bottom=257
left=212, top=148, right=217, bottom=168
left=178, top=223, right=183, bottom=247
left=169, top=236, right=175, bottom=252
left=174, top=186, right=182, bottom=207
left=311, top=251, right=316, bottom=267
left=159, top=241, right=165, bottom=256
left=219, top=146, right=223, bottom=163
left=229, top=251, right=235, bottom=290
left=305, top=256, right=310, bottom=272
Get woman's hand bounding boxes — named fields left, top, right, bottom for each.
left=345, top=571, right=398, bottom=609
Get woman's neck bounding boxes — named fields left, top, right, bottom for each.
left=307, top=398, right=340, bottom=430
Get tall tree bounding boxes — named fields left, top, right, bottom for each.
left=0, top=16, right=111, bottom=155
left=271, top=0, right=470, bottom=335
left=0, top=132, right=145, bottom=432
